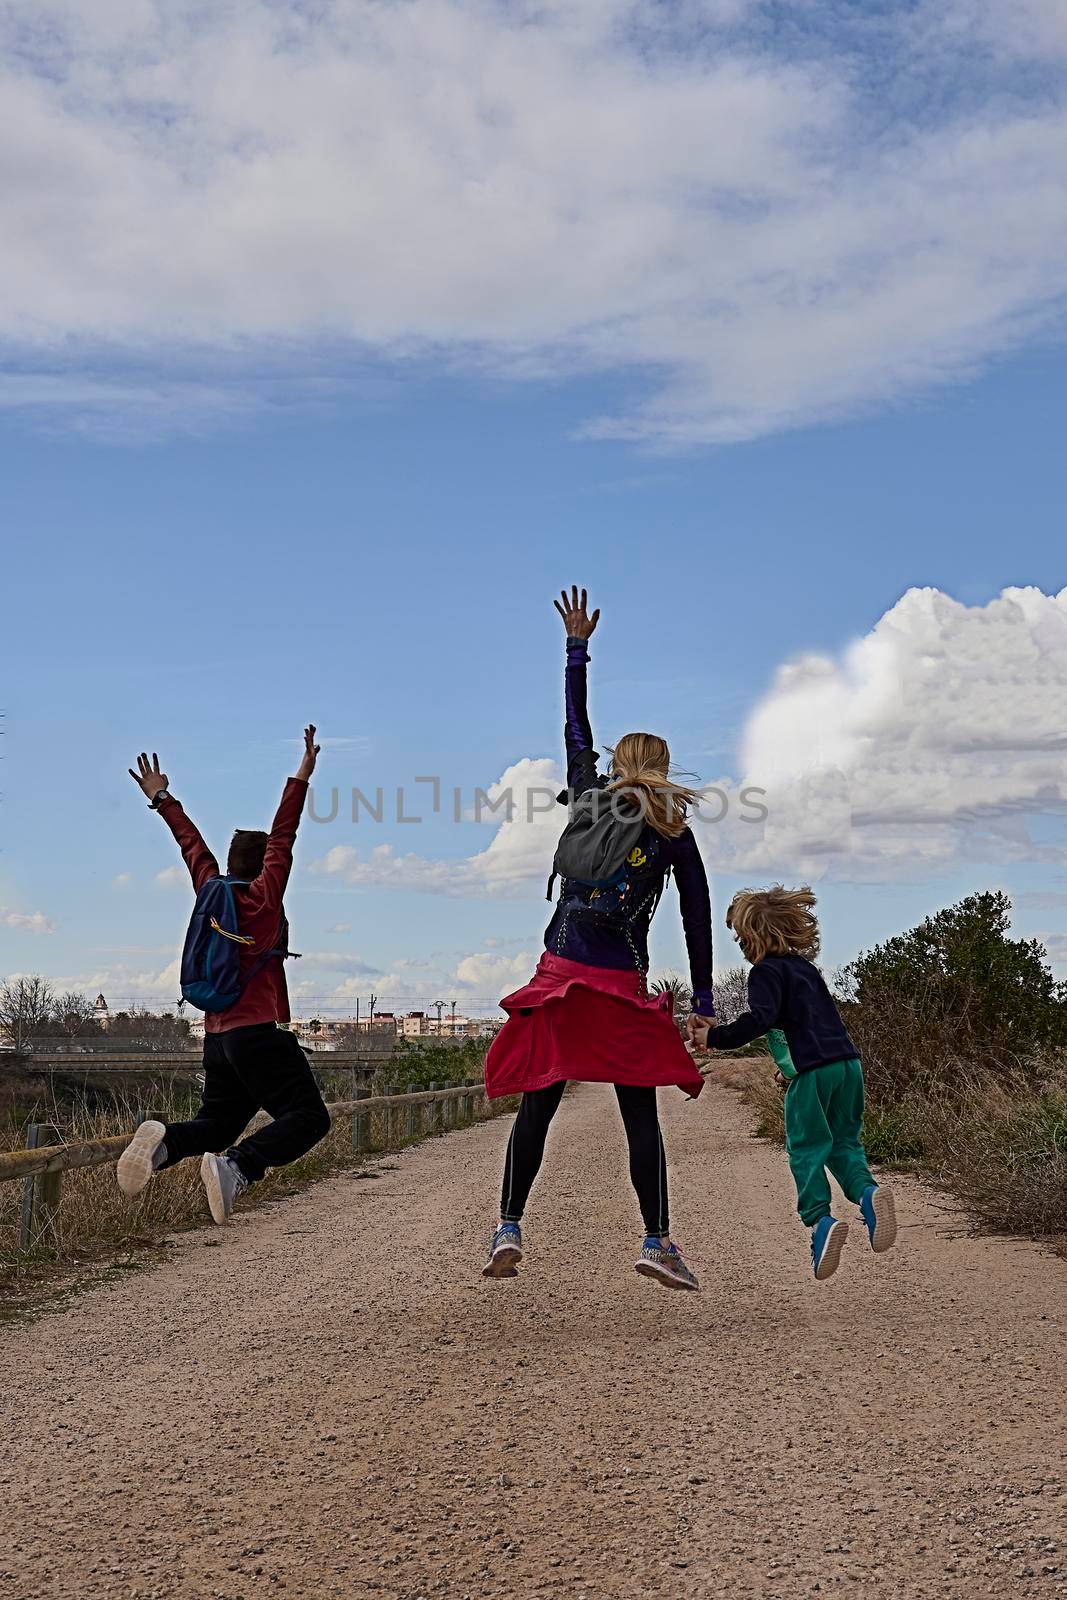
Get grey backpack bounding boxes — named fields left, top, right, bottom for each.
left=546, top=788, right=648, bottom=900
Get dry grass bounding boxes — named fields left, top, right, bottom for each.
left=739, top=1050, right=1067, bottom=1245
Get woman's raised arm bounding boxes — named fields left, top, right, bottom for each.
left=553, top=585, right=600, bottom=796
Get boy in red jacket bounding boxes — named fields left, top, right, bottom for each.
left=117, top=727, right=330, bottom=1223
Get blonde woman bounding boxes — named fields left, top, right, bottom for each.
left=692, top=887, right=897, bottom=1281
left=482, top=588, right=715, bottom=1291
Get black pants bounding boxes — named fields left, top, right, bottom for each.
left=160, top=1023, right=331, bottom=1183
left=499, top=1082, right=669, bottom=1237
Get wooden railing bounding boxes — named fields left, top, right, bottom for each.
left=2, top=1081, right=494, bottom=1251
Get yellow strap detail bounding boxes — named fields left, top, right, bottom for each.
left=209, top=916, right=256, bottom=946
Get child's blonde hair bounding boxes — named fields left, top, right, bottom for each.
left=606, top=731, right=700, bottom=841
left=726, top=885, right=820, bottom=963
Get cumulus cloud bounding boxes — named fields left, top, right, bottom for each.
left=0, top=907, right=56, bottom=933
left=287, top=944, right=526, bottom=1009
left=311, top=758, right=564, bottom=897
left=716, top=585, right=1067, bottom=879
left=1, top=1, right=1066, bottom=441
left=453, top=950, right=535, bottom=991
left=307, top=585, right=1067, bottom=891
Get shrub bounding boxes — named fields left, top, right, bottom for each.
left=841, top=891, right=1067, bottom=1102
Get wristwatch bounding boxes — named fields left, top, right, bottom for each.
left=149, top=789, right=173, bottom=810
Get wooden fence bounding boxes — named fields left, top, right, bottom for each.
left=1, top=1080, right=494, bottom=1252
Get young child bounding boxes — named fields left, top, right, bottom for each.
left=692, top=887, right=896, bottom=1280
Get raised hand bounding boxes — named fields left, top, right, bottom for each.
left=553, top=585, right=600, bottom=640
left=295, top=724, right=321, bottom=782
left=129, top=751, right=169, bottom=801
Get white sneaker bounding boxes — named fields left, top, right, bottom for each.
left=200, top=1153, right=249, bottom=1225
left=116, top=1120, right=167, bottom=1197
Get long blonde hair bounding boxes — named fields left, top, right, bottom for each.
left=726, top=885, right=820, bottom=963
left=606, top=732, right=699, bottom=840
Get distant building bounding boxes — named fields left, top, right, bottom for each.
left=185, top=1008, right=494, bottom=1047
left=93, top=994, right=110, bottom=1030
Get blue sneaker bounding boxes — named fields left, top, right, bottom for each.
left=634, top=1237, right=700, bottom=1292
left=859, top=1184, right=897, bottom=1253
left=810, top=1216, right=848, bottom=1280
left=482, top=1222, right=523, bottom=1279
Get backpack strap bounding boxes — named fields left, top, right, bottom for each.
left=236, top=913, right=301, bottom=992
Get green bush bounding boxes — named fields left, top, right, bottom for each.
left=841, top=891, right=1067, bottom=1103
left=372, top=1037, right=487, bottom=1092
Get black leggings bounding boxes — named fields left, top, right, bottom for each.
left=499, top=1082, right=669, bottom=1237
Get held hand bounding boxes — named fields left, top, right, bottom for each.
left=685, top=1014, right=713, bottom=1049
left=295, top=724, right=320, bottom=782
left=774, top=1069, right=789, bottom=1092
left=553, top=585, right=600, bottom=640
left=129, top=752, right=169, bottom=801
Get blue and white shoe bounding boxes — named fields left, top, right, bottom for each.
left=634, top=1237, right=700, bottom=1292
left=810, top=1215, right=848, bottom=1280
left=482, top=1222, right=523, bottom=1279
left=859, top=1184, right=897, bottom=1253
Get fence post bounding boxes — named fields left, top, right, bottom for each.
left=428, top=1082, right=437, bottom=1134
left=385, top=1085, right=398, bottom=1147
left=19, top=1123, right=63, bottom=1252
left=351, top=1088, right=370, bottom=1156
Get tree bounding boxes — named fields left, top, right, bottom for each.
left=105, top=1007, right=193, bottom=1051
left=651, top=973, right=691, bottom=1013
left=843, top=890, right=1067, bottom=1094
left=52, top=991, right=100, bottom=1042
left=712, top=966, right=751, bottom=1025
left=0, top=975, right=56, bottom=1052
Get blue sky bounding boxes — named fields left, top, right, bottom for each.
left=2, top=0, right=1067, bottom=1011
left=4, top=346, right=1066, bottom=1010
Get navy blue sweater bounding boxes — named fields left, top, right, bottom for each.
left=543, top=637, right=715, bottom=1015
left=711, top=954, right=858, bottom=1074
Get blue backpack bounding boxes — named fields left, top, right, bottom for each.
left=180, top=876, right=295, bottom=1014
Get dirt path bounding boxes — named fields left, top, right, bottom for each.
left=1, top=1084, right=1064, bottom=1600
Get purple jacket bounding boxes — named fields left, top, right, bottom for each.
left=543, top=637, right=715, bottom=1015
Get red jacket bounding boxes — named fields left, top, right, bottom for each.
left=158, top=777, right=308, bottom=1033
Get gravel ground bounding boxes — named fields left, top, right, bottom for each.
left=1, top=1082, right=1064, bottom=1600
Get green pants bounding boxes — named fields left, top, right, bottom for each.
left=784, top=1058, right=875, bottom=1228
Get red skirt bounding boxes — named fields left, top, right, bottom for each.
left=484, top=951, right=705, bottom=1100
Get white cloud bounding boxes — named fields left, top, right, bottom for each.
left=298, top=950, right=382, bottom=978
left=325, top=922, right=352, bottom=935
left=0, top=907, right=56, bottom=933
left=719, top=585, right=1067, bottom=879
left=453, top=950, right=535, bottom=991
left=153, top=865, right=187, bottom=889
left=311, top=757, right=564, bottom=897
left=1, top=958, right=183, bottom=1003
left=112, top=872, right=133, bottom=889
left=309, top=585, right=1067, bottom=892
left=1, top=1, right=1066, bottom=442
